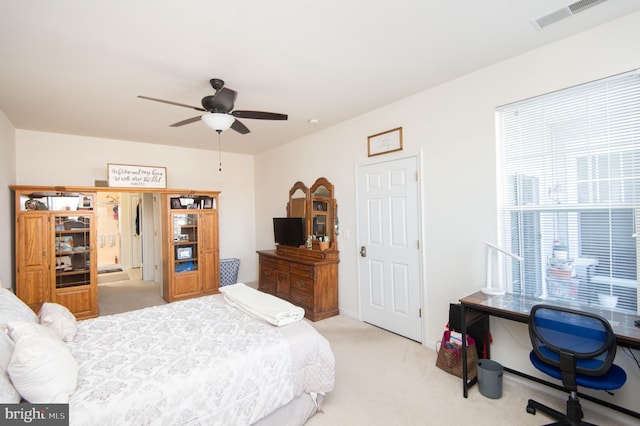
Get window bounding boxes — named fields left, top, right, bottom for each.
left=496, top=69, right=640, bottom=313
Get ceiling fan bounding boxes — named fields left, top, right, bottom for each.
left=138, top=78, right=288, bottom=134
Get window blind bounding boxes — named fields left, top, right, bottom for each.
left=496, top=69, right=640, bottom=313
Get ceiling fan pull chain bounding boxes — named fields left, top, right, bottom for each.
left=218, top=132, right=223, bottom=172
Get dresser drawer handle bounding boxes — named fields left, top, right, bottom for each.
left=296, top=281, right=305, bottom=288
left=296, top=296, right=303, bottom=302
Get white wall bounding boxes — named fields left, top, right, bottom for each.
left=15, top=130, right=257, bottom=283
left=254, top=11, right=640, bottom=415
left=0, top=111, right=16, bottom=288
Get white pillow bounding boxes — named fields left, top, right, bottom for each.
left=8, top=334, right=77, bottom=403
left=7, top=322, right=62, bottom=344
left=0, top=331, right=13, bottom=369
left=39, top=303, right=78, bottom=342
left=0, top=332, right=20, bottom=403
left=0, top=288, right=39, bottom=332
left=0, top=373, right=21, bottom=403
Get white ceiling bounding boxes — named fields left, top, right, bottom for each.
left=1, top=0, right=640, bottom=155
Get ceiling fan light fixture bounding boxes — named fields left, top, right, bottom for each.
left=201, top=113, right=235, bottom=132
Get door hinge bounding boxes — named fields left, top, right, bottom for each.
left=417, top=240, right=420, bottom=249
left=419, top=308, right=422, bottom=318
left=415, top=171, right=419, bottom=181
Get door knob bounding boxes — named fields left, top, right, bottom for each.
left=360, top=246, right=367, bottom=257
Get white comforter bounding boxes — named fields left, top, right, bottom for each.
left=67, top=294, right=335, bottom=425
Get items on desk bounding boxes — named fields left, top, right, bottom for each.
left=552, top=239, right=568, bottom=259
left=548, top=239, right=574, bottom=277
left=546, top=253, right=579, bottom=299
left=482, top=242, right=523, bottom=295
left=436, top=328, right=478, bottom=380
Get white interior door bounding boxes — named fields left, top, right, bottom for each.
left=357, top=155, right=422, bottom=342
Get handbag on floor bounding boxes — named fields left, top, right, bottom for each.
left=435, top=329, right=478, bottom=379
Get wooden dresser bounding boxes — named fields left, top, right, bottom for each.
left=257, top=245, right=339, bottom=321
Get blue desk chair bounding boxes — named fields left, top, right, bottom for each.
left=527, top=304, right=626, bottom=426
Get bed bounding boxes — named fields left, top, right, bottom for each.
left=0, top=285, right=335, bottom=425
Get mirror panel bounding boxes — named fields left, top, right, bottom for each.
left=310, top=178, right=337, bottom=250
left=286, top=178, right=337, bottom=250
left=287, top=181, right=309, bottom=218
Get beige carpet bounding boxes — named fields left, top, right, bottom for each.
left=307, top=315, right=630, bottom=426
left=95, top=284, right=632, bottom=425
left=97, top=270, right=166, bottom=316
left=97, top=270, right=130, bottom=284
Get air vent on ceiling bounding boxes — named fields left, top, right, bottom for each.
left=533, top=0, right=608, bottom=29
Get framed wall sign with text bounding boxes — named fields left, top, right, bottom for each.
left=108, top=163, right=167, bottom=189
left=367, top=127, right=403, bottom=157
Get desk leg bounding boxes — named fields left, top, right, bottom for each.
left=460, top=305, right=485, bottom=398
left=461, top=306, right=469, bottom=398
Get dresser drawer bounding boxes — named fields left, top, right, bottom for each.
left=290, top=274, right=313, bottom=295
left=260, top=257, right=276, bottom=269
left=259, top=260, right=277, bottom=295
left=277, top=260, right=290, bottom=272
left=260, top=266, right=276, bottom=283
left=259, top=279, right=276, bottom=295
left=290, top=263, right=314, bottom=279
left=290, top=287, right=314, bottom=311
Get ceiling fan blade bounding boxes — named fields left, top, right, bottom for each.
left=231, top=110, right=288, bottom=120
left=138, top=95, right=206, bottom=111
left=231, top=119, right=250, bottom=134
left=169, top=115, right=202, bottom=127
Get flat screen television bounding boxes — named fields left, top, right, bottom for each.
left=273, top=217, right=306, bottom=247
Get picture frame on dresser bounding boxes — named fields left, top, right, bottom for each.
left=176, top=247, right=193, bottom=260
left=79, top=196, right=93, bottom=210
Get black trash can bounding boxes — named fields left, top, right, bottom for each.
left=477, top=359, right=503, bottom=399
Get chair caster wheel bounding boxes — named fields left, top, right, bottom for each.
left=526, top=405, right=536, bottom=415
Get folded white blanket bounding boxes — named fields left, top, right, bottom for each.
left=219, top=283, right=305, bottom=327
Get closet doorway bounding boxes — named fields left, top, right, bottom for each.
left=96, top=192, right=161, bottom=285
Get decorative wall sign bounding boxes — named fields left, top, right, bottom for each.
left=108, top=163, right=167, bottom=188
left=367, top=127, right=403, bottom=157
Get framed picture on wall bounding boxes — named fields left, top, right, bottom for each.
left=368, top=127, right=403, bottom=157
